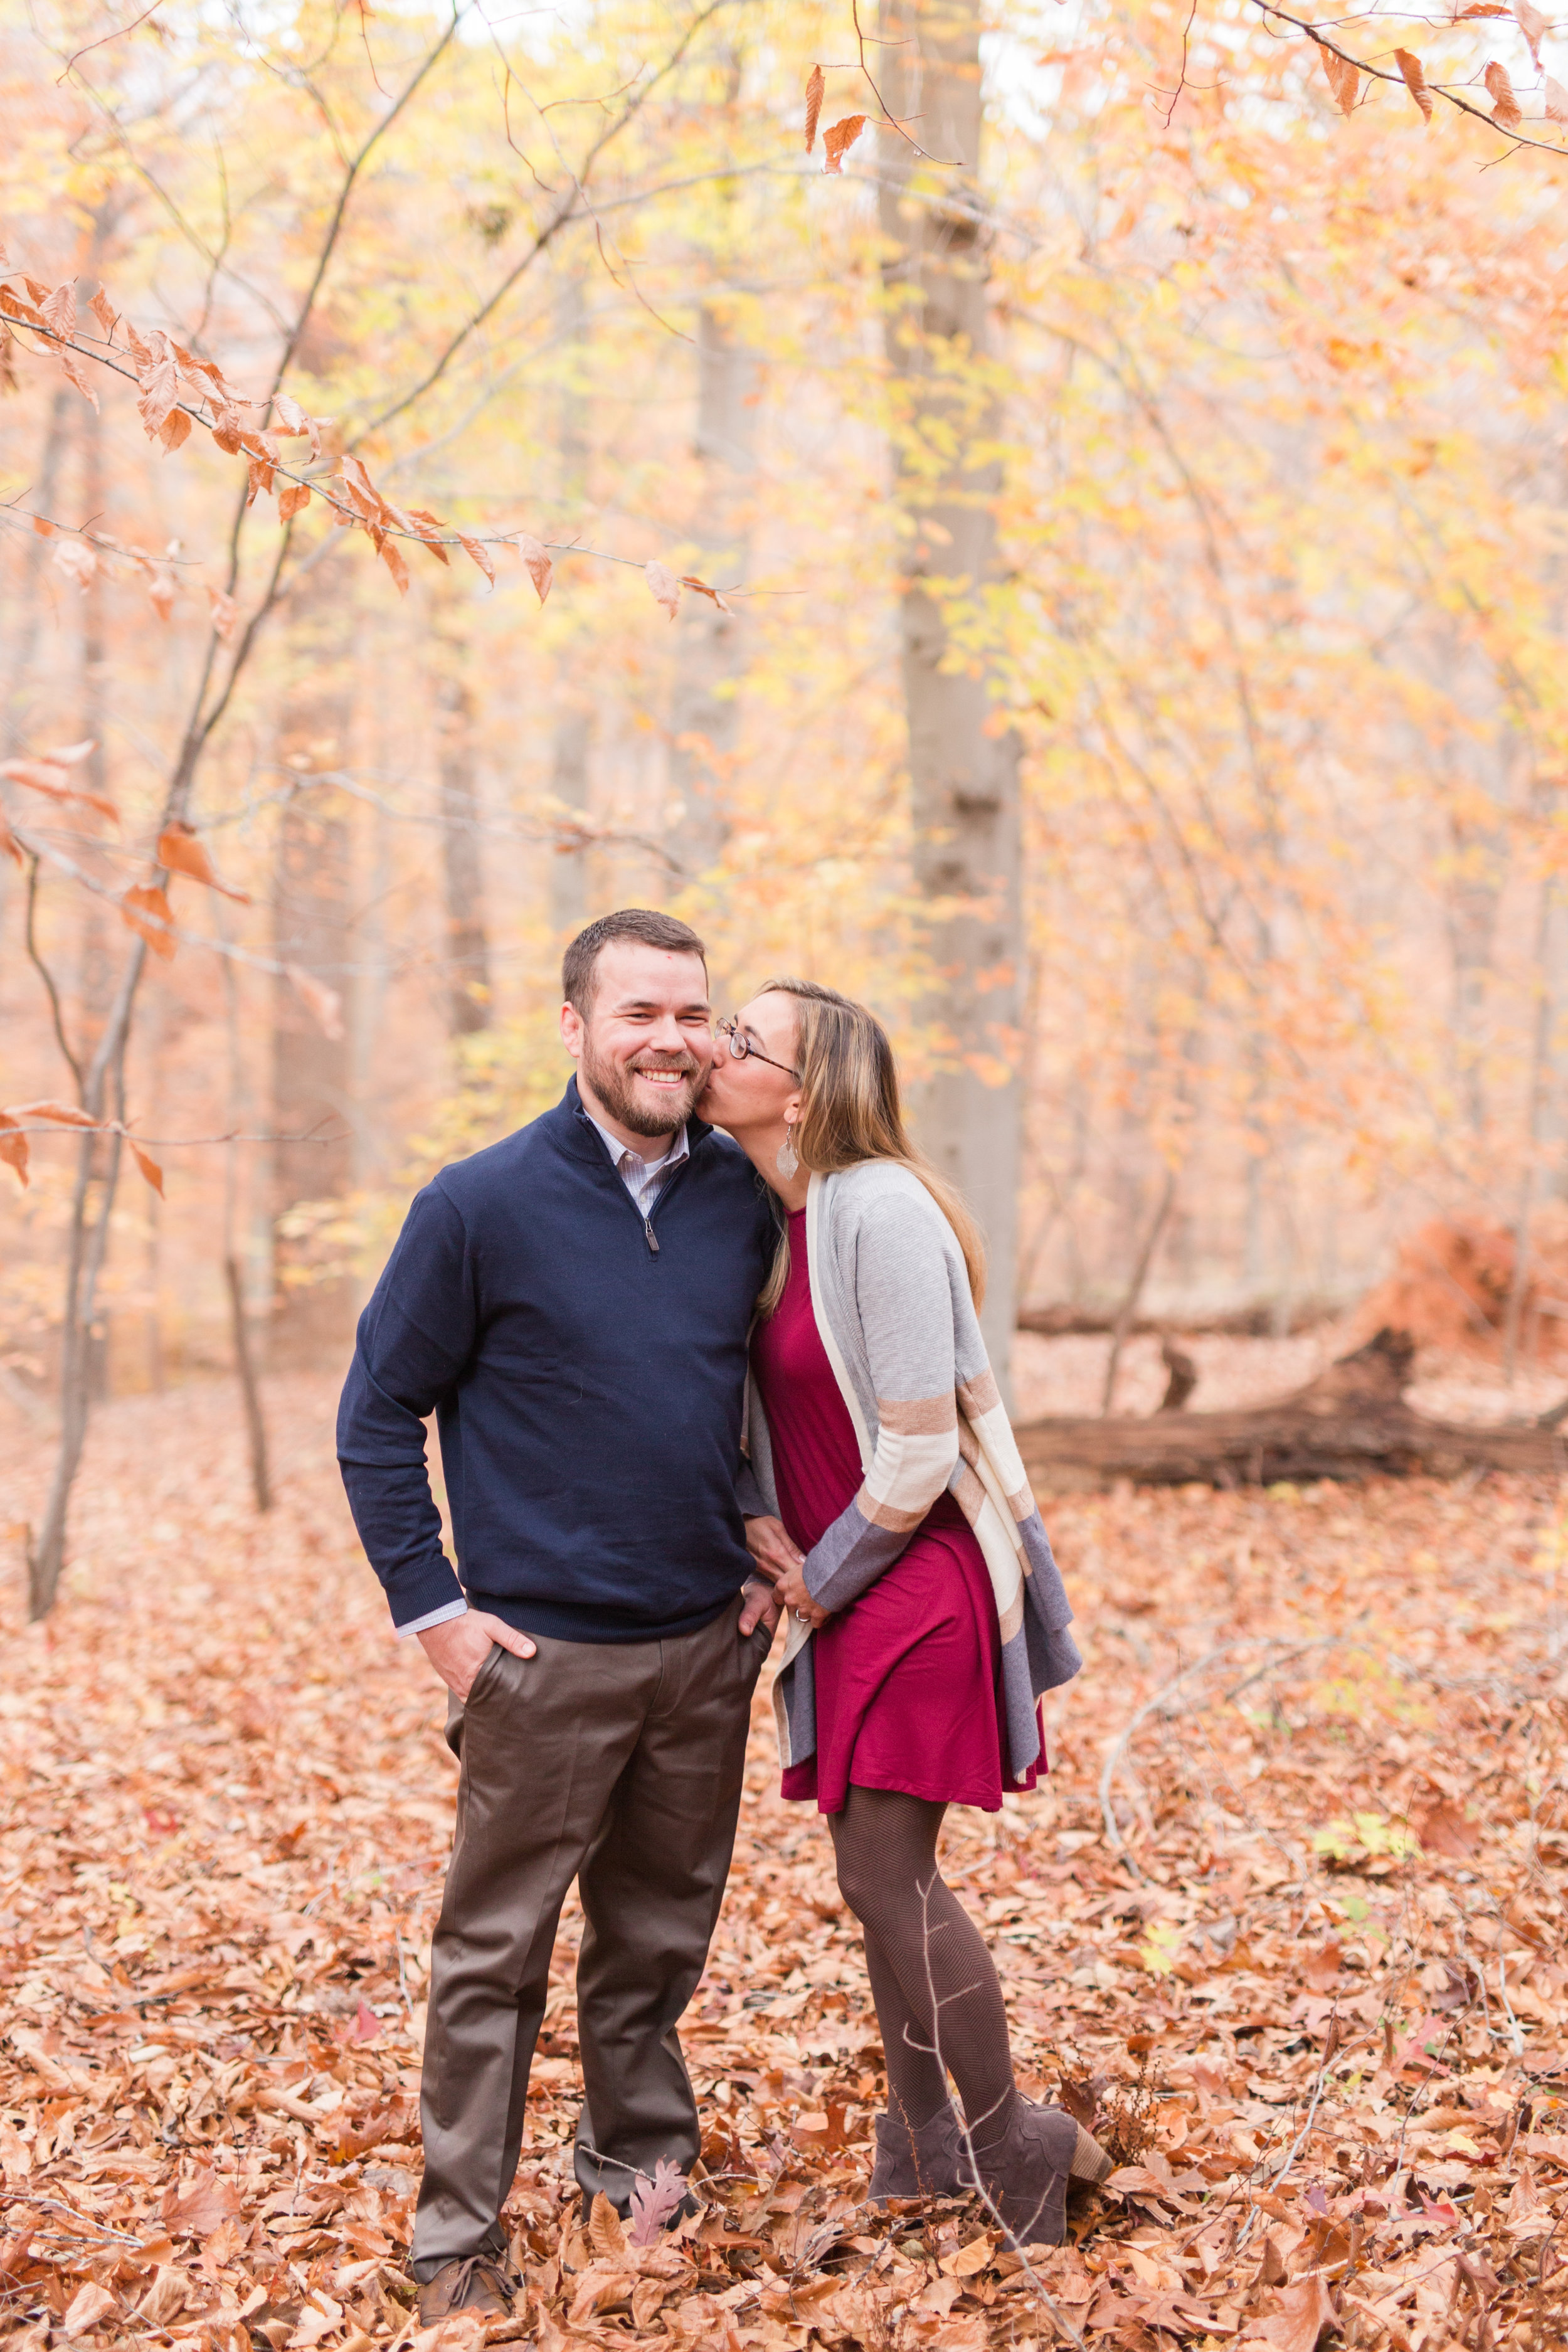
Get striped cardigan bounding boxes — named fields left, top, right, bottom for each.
left=738, top=1160, right=1082, bottom=1779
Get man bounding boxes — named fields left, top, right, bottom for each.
left=337, top=909, right=783, bottom=2326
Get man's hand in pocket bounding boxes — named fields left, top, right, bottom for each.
left=418, top=1609, right=536, bottom=1700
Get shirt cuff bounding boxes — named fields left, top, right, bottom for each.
left=395, top=1597, right=469, bottom=1640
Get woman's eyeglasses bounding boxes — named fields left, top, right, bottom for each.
left=716, top=1015, right=799, bottom=1079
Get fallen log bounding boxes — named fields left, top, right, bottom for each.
left=1014, top=1327, right=1568, bottom=1491
left=1016, top=1296, right=1343, bottom=1340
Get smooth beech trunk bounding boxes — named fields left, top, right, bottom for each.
left=665, top=304, right=758, bottom=885
left=879, top=0, right=1023, bottom=1397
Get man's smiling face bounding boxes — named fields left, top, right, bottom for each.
left=559, top=940, right=715, bottom=1145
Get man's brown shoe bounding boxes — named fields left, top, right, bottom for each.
left=415, top=2254, right=514, bottom=2326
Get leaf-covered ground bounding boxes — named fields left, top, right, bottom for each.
left=0, top=1375, right=1564, bottom=2351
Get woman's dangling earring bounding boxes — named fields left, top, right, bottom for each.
left=776, top=1120, right=800, bottom=1181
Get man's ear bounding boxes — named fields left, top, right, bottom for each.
left=560, top=1000, right=585, bottom=1061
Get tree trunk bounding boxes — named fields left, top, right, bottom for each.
left=550, top=275, right=595, bottom=933
left=432, top=591, right=491, bottom=1039
left=271, top=663, right=355, bottom=1370
left=1015, top=1327, right=1568, bottom=1491
left=879, top=0, right=1022, bottom=1397
left=665, top=304, right=758, bottom=884
left=28, top=941, right=144, bottom=1617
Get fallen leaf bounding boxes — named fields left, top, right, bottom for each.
left=62, top=2282, right=117, bottom=2337
left=1416, top=1798, right=1481, bottom=1858
left=591, top=2190, right=628, bottom=2259
left=334, top=1996, right=381, bottom=2045
left=161, top=2166, right=241, bottom=2236
left=1254, top=2274, right=1339, bottom=2352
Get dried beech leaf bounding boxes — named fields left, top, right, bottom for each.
left=645, top=559, right=681, bottom=619
left=680, top=573, right=736, bottom=615
left=0, top=1116, right=28, bottom=1188
left=1514, top=0, right=1547, bottom=64
left=6, top=1099, right=98, bottom=1127
left=379, top=535, right=410, bottom=595
left=457, top=533, right=495, bottom=586
left=159, top=405, right=192, bottom=453
left=207, top=587, right=238, bottom=640
left=129, top=1142, right=164, bottom=1198
left=55, top=341, right=100, bottom=411
left=41, top=282, right=75, bottom=339
left=822, top=114, right=867, bottom=172
left=590, top=2191, right=628, bottom=2260
left=1318, top=44, right=1359, bottom=114
left=516, top=532, right=553, bottom=604
left=1393, top=48, right=1434, bottom=119
left=805, top=63, right=825, bottom=151
left=1484, top=59, right=1523, bottom=127
left=88, top=285, right=116, bottom=338
left=120, top=881, right=177, bottom=960
left=1547, top=72, right=1568, bottom=120
left=278, top=481, right=312, bottom=521
left=31, top=516, right=54, bottom=538
left=157, top=820, right=251, bottom=903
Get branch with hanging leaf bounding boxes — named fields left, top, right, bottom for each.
left=1246, top=0, right=1568, bottom=154
left=0, top=263, right=737, bottom=622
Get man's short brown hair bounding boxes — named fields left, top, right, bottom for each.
left=562, top=909, right=709, bottom=1017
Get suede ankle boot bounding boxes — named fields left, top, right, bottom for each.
left=866, top=2101, right=964, bottom=2205
left=962, top=2097, right=1113, bottom=2246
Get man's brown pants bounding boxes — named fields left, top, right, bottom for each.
left=411, top=1601, right=769, bottom=2276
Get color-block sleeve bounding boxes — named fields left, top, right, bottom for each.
left=802, top=1190, right=961, bottom=1615
left=336, top=1182, right=477, bottom=1633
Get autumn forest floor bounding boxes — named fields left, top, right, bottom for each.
left=0, top=1374, right=1564, bottom=2352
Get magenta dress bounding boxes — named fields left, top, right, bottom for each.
left=751, top=1209, right=1043, bottom=1815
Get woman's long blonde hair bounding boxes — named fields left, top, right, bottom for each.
left=755, top=977, right=987, bottom=1315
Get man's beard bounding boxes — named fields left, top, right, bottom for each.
left=580, top=1036, right=704, bottom=1139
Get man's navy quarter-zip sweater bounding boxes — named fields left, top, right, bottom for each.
left=337, top=1077, right=778, bottom=1643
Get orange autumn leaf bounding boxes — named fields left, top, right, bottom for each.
left=6, top=1099, right=98, bottom=1126
left=821, top=114, right=866, bottom=173
left=156, top=820, right=252, bottom=903
left=681, top=573, right=735, bottom=615
left=1483, top=59, right=1522, bottom=128
left=129, top=1140, right=164, bottom=1197
left=1390, top=48, right=1434, bottom=120
left=1318, top=44, right=1359, bottom=115
left=0, top=1115, right=27, bottom=1188
left=804, top=63, right=824, bottom=152
left=278, top=481, right=312, bottom=521
left=120, top=881, right=177, bottom=960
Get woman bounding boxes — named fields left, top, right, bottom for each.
left=701, top=978, right=1110, bottom=2245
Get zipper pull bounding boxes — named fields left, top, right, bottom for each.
left=644, top=1216, right=660, bottom=1255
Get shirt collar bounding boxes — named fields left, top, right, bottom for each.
left=585, top=1113, right=689, bottom=1175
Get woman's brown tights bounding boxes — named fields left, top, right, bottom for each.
left=827, top=1783, right=1018, bottom=2139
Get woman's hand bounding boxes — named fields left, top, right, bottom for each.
left=744, top=1516, right=827, bottom=1630
left=771, top=1559, right=828, bottom=1630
